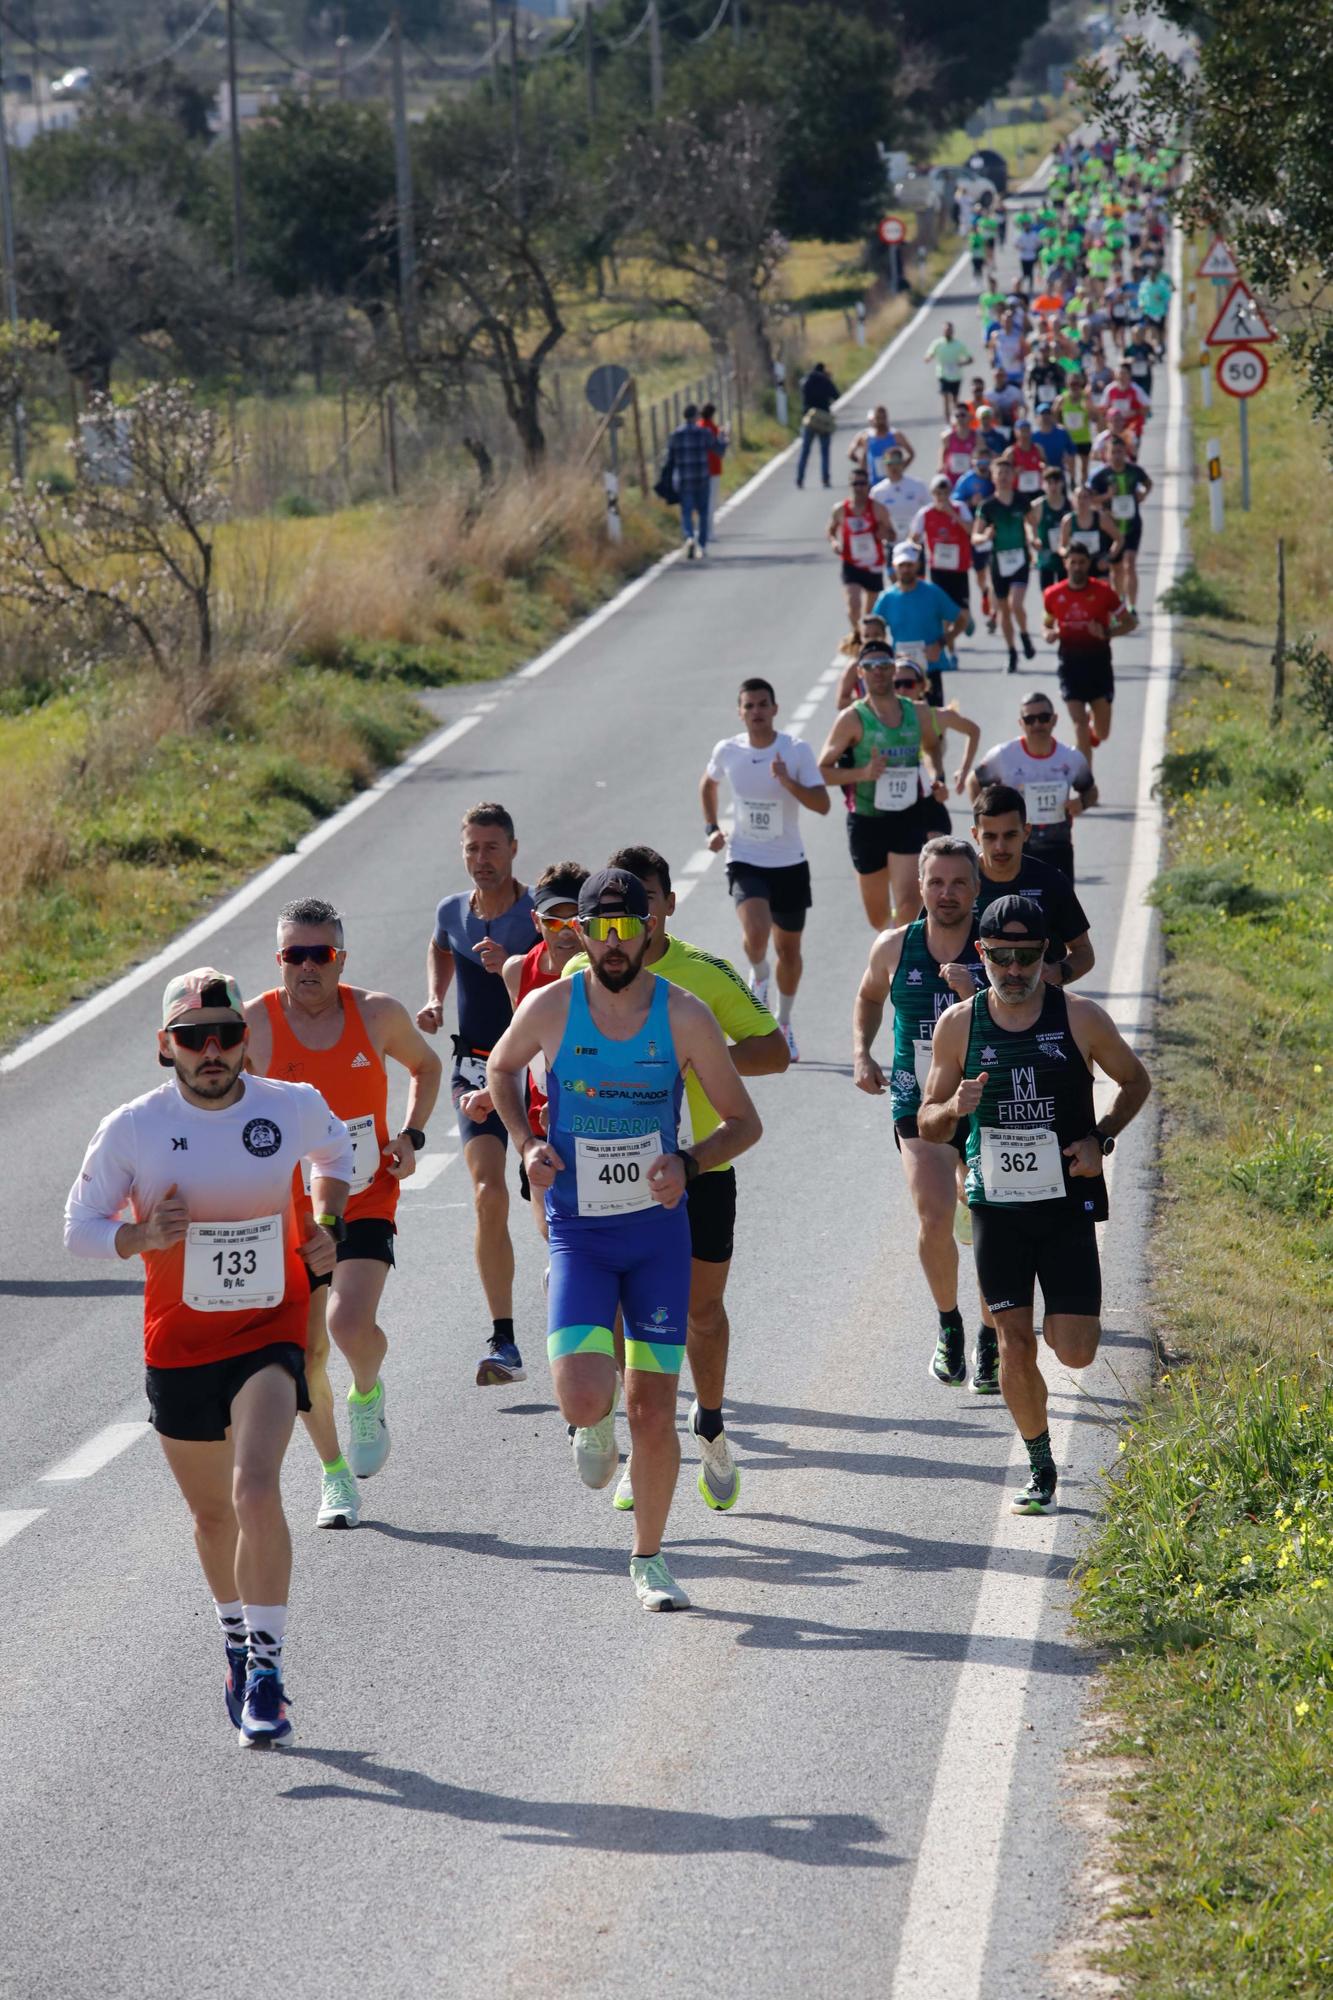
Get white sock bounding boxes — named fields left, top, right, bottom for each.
left=777, top=989, right=794, bottom=1026
left=748, top=958, right=770, bottom=989
left=243, top=1603, right=287, bottom=1675
left=214, top=1598, right=246, bottom=1654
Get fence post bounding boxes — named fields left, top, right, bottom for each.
left=385, top=389, right=399, bottom=497
left=650, top=403, right=660, bottom=465
left=339, top=383, right=350, bottom=496
left=1271, top=537, right=1286, bottom=728
left=673, top=390, right=681, bottom=430
left=630, top=379, right=648, bottom=499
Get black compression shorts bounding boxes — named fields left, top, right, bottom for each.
left=309, top=1216, right=397, bottom=1291
left=687, top=1166, right=737, bottom=1264
left=971, top=1205, right=1102, bottom=1318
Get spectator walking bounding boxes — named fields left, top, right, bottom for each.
left=796, top=362, right=839, bottom=490
left=700, top=401, right=728, bottom=540
left=666, top=403, right=720, bottom=560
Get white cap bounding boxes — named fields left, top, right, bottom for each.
left=892, top=540, right=922, bottom=566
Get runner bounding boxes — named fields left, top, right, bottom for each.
left=1089, top=433, right=1153, bottom=613
left=1032, top=406, right=1076, bottom=483
left=500, top=862, right=591, bottom=1243
left=1055, top=373, right=1094, bottom=481
left=969, top=693, right=1097, bottom=883
left=1030, top=465, right=1072, bottom=592
left=887, top=656, right=981, bottom=798
left=1043, top=543, right=1137, bottom=761
left=246, top=898, right=443, bottom=1531
left=849, top=404, right=915, bottom=481
left=418, top=802, right=537, bottom=1386
left=870, top=540, right=969, bottom=709
left=853, top=836, right=996, bottom=1391
left=867, top=446, right=931, bottom=542
left=940, top=408, right=977, bottom=483
left=911, top=474, right=975, bottom=641
left=971, top=783, right=1095, bottom=984
left=488, top=869, right=763, bottom=1610
left=701, top=676, right=829, bottom=1056
left=64, top=968, right=354, bottom=1743
left=923, top=321, right=974, bottom=419
left=951, top=447, right=997, bottom=632
left=827, top=467, right=893, bottom=649
left=972, top=453, right=1037, bottom=674
left=817, top=642, right=949, bottom=932
left=919, top=896, right=1151, bottom=1513
left=1059, top=481, right=1122, bottom=579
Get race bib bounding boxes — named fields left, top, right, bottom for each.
left=344, top=1113, right=378, bottom=1193
left=738, top=797, right=782, bottom=845
left=1026, top=778, right=1070, bottom=827
left=996, top=546, right=1026, bottom=577
left=913, top=1036, right=935, bottom=1091
left=931, top=541, right=961, bottom=571
left=456, top=1053, right=487, bottom=1092
left=1018, top=469, right=1040, bottom=493
left=183, top=1213, right=285, bottom=1313
left=1130, top=362, right=1150, bottom=379
left=1073, top=528, right=1100, bottom=552
left=874, top=764, right=920, bottom=812
left=847, top=528, right=881, bottom=569
left=1110, top=493, right=1137, bottom=520
left=1048, top=528, right=1064, bottom=553
left=979, top=1128, right=1065, bottom=1203
left=575, top=1131, right=659, bottom=1217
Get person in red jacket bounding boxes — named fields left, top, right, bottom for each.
left=502, top=862, right=591, bottom=1244
left=1042, top=544, right=1138, bottom=762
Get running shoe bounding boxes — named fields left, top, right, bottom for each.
left=930, top=1323, right=967, bottom=1386
left=688, top=1401, right=740, bottom=1511
left=1020, top=629, right=1035, bottom=660
left=612, top=1458, right=635, bottom=1511
left=225, top=1645, right=249, bottom=1730
left=1089, top=727, right=1102, bottom=748
left=476, top=1339, right=525, bottom=1386
left=1007, top=649, right=1019, bottom=674
left=346, top=1381, right=390, bottom=1479
left=238, top=1668, right=294, bottom=1747
left=316, top=1464, right=360, bottom=1530
left=571, top=1376, right=620, bottom=1490
left=749, top=969, right=771, bottom=1010
left=1011, top=1469, right=1058, bottom=1516
left=781, top=1021, right=799, bottom=1061
left=630, top=1553, right=690, bottom=1612
left=685, top=536, right=697, bottom=560
left=971, top=1329, right=1001, bottom=1396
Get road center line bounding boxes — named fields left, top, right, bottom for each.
left=39, top=1422, right=152, bottom=1483
left=0, top=1509, right=45, bottom=1549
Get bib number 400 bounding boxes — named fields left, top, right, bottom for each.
left=598, top=1161, right=640, bottom=1188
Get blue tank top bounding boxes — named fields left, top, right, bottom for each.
left=865, top=430, right=899, bottom=483
left=546, top=973, right=684, bottom=1222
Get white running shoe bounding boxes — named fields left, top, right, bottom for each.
left=630, top=1552, right=690, bottom=1611
left=346, top=1381, right=390, bottom=1479
left=612, top=1457, right=635, bottom=1511
left=780, top=1020, right=799, bottom=1061
left=749, top=969, right=771, bottom=1009
left=571, top=1376, right=620, bottom=1490
left=316, top=1465, right=360, bottom=1529
left=688, top=1401, right=741, bottom=1511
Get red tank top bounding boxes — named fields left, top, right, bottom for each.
left=840, top=500, right=885, bottom=572
left=262, top=987, right=397, bottom=1223
left=516, top=941, right=557, bottom=1137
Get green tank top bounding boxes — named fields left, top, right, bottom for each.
left=851, top=696, right=921, bottom=818
left=889, top=915, right=980, bottom=1121
left=1062, top=394, right=1091, bottom=444
left=961, top=986, right=1107, bottom=1217
left=1036, top=499, right=1070, bottom=571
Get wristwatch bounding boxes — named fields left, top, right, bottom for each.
left=704, top=822, right=720, bottom=836
left=1090, top=1127, right=1116, bottom=1156
left=402, top=1127, right=427, bottom=1151
left=316, top=1213, right=348, bottom=1245
left=679, top=1149, right=701, bottom=1183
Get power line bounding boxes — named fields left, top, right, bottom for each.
left=0, top=0, right=220, bottom=75
left=604, top=1, right=654, bottom=54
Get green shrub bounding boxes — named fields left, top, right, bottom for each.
left=1155, top=743, right=1231, bottom=798
left=1291, top=636, right=1333, bottom=742
left=1159, top=563, right=1239, bottom=619
left=274, top=492, right=322, bottom=519
left=1230, top=1127, right=1333, bottom=1221
left=1151, top=862, right=1286, bottom=920
left=252, top=755, right=344, bottom=814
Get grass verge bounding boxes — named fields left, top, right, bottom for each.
left=1072, top=257, right=1333, bottom=1995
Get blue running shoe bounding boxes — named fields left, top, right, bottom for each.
left=476, top=1339, right=525, bottom=1386
left=238, top=1668, right=294, bottom=1748
left=224, top=1645, right=249, bottom=1730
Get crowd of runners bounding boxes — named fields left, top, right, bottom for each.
left=63, top=134, right=1164, bottom=1747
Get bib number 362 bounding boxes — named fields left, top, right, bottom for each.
left=183, top=1213, right=285, bottom=1312
left=979, top=1127, right=1064, bottom=1203
left=575, top=1131, right=660, bottom=1216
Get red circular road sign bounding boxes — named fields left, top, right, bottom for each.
left=878, top=216, right=907, bottom=246
left=1216, top=344, right=1269, bottom=399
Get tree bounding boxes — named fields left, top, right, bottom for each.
left=1080, top=2, right=1333, bottom=424
left=890, top=0, right=1053, bottom=123
left=236, top=99, right=397, bottom=310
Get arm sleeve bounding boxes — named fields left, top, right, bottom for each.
left=299, top=1085, right=356, bottom=1186
left=64, top=1108, right=137, bottom=1260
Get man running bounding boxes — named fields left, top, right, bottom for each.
left=246, top=898, right=442, bottom=1531
left=871, top=540, right=969, bottom=708
left=64, top=968, right=353, bottom=1743
left=868, top=446, right=931, bottom=542
left=501, top=862, right=591, bottom=1242
left=973, top=452, right=1037, bottom=674
left=848, top=404, right=915, bottom=481
left=828, top=466, right=893, bottom=648
left=854, top=836, right=998, bottom=1392
left=920, top=896, right=1150, bottom=1513
left=487, top=869, right=762, bottom=1610
left=924, top=321, right=974, bottom=419
left=1043, top=543, right=1137, bottom=762
left=971, top=784, right=1095, bottom=984
left=1089, top=433, right=1153, bottom=613
left=970, top=694, right=1098, bottom=883
left=701, top=676, right=829, bottom=1057
left=418, top=802, right=537, bottom=1385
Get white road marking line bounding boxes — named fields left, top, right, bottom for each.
left=39, top=1422, right=150, bottom=1483
left=789, top=704, right=817, bottom=724
left=399, top=1152, right=457, bottom=1191
left=2, top=713, right=485, bottom=1074
left=0, top=1509, right=45, bottom=1549
left=888, top=218, right=1184, bottom=1999
left=679, top=848, right=719, bottom=878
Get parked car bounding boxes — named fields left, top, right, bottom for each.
left=51, top=67, right=94, bottom=100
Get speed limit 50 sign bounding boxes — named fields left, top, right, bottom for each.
left=1216, top=344, right=1269, bottom=399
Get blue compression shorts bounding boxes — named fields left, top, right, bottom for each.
left=545, top=1205, right=691, bottom=1375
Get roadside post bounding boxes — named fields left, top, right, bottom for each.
left=1205, top=279, right=1275, bottom=515
left=1206, top=435, right=1224, bottom=534
left=774, top=359, right=788, bottom=430
left=585, top=363, right=632, bottom=541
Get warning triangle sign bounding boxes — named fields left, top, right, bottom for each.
left=1205, top=279, right=1276, bottom=347
left=1198, top=238, right=1238, bottom=280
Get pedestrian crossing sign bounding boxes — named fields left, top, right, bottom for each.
left=1204, top=280, right=1275, bottom=347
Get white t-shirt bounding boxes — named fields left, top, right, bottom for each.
left=868, top=473, right=931, bottom=538
left=707, top=730, right=823, bottom=869
left=973, top=738, right=1094, bottom=835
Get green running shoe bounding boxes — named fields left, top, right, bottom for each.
left=970, top=1330, right=1001, bottom=1396
left=1011, top=1468, right=1058, bottom=1515
left=930, top=1324, right=967, bottom=1386
left=630, top=1552, right=690, bottom=1611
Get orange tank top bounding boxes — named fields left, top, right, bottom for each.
left=262, top=988, right=397, bottom=1223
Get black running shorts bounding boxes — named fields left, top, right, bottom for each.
left=145, top=1341, right=310, bottom=1443
left=971, top=1206, right=1102, bottom=1318
left=687, top=1166, right=737, bottom=1265
left=1057, top=646, right=1115, bottom=706
left=309, top=1216, right=397, bottom=1291
left=726, top=858, right=812, bottom=933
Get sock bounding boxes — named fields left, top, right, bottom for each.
left=777, top=989, right=794, bottom=1026
left=244, top=1603, right=287, bottom=1676
left=214, top=1598, right=246, bottom=1656
left=938, top=1307, right=964, bottom=1332
left=1023, top=1428, right=1056, bottom=1481
left=347, top=1383, right=381, bottom=1406
left=491, top=1317, right=514, bottom=1348
left=693, top=1403, right=725, bottom=1443
left=321, top=1453, right=350, bottom=1476
left=748, top=958, right=770, bottom=989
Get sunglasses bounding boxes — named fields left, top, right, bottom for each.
left=980, top=945, right=1045, bottom=968
left=583, top=914, right=646, bottom=942
left=538, top=913, right=578, bottom=933
left=1021, top=712, right=1056, bottom=725
left=893, top=676, right=923, bottom=692
left=278, top=944, right=339, bottom=965
left=167, top=1021, right=246, bottom=1052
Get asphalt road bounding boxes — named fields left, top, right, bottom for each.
left=0, top=200, right=1185, bottom=1999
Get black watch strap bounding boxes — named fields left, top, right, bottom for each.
left=403, top=1126, right=427, bottom=1151
left=1092, top=1127, right=1115, bottom=1155
left=680, top=1148, right=701, bottom=1183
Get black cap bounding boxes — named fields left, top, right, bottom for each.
left=979, top=894, right=1047, bottom=942
left=534, top=873, right=586, bottom=915
left=578, top=867, right=649, bottom=920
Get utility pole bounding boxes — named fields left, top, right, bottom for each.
left=225, top=0, right=245, bottom=283
left=390, top=10, right=416, bottom=356
left=649, top=0, right=663, bottom=112
left=0, top=13, right=23, bottom=477
left=584, top=1, right=596, bottom=124
left=731, top=0, right=741, bottom=48
left=488, top=0, right=501, bottom=92
left=508, top=9, right=523, bottom=197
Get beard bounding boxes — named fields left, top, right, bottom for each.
left=175, top=1052, right=244, bottom=1098
left=590, top=936, right=649, bottom=992
left=987, top=960, right=1045, bottom=1004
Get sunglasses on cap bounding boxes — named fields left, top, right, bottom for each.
left=583, top=913, right=646, bottom=942
left=167, top=1021, right=247, bottom=1052
left=979, top=944, right=1045, bottom=968
left=278, top=944, right=339, bottom=965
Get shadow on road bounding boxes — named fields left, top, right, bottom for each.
left=0, top=1277, right=143, bottom=1297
